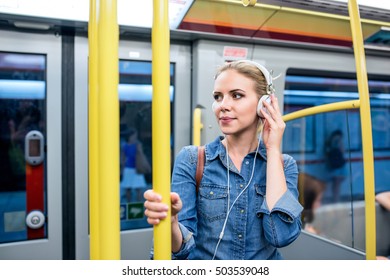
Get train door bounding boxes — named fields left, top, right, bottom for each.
left=0, top=30, right=62, bottom=259
left=74, top=36, right=192, bottom=259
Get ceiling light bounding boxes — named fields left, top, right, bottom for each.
left=14, top=21, right=51, bottom=30
left=332, top=0, right=390, bottom=11
left=0, top=0, right=194, bottom=29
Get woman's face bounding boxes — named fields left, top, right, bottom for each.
left=213, top=69, right=259, bottom=136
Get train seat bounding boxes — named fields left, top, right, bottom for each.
left=312, top=200, right=390, bottom=257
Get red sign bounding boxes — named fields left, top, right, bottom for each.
left=223, top=46, right=248, bottom=61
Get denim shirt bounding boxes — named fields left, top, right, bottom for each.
left=166, top=136, right=303, bottom=260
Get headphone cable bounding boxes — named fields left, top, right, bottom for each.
left=212, top=133, right=262, bottom=260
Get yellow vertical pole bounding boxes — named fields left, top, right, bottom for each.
left=88, top=0, right=100, bottom=259
left=152, top=0, right=171, bottom=260
left=97, top=0, right=120, bottom=259
left=193, top=108, right=203, bottom=146
left=348, top=0, right=376, bottom=260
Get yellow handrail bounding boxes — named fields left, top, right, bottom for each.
left=97, top=0, right=120, bottom=259
left=152, top=0, right=172, bottom=260
left=348, top=0, right=376, bottom=260
left=193, top=108, right=204, bottom=146
left=282, top=100, right=360, bottom=122
left=88, top=0, right=100, bottom=260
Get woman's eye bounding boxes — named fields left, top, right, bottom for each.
left=233, top=93, right=243, bottom=99
left=213, top=95, right=221, bottom=101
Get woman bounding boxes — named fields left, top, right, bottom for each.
left=325, top=129, right=347, bottom=202
left=144, top=60, right=303, bottom=259
left=121, top=129, right=149, bottom=202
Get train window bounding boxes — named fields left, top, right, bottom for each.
left=283, top=68, right=390, bottom=251
left=0, top=52, right=47, bottom=243
left=282, top=105, right=315, bottom=154
left=372, top=108, right=390, bottom=150
left=118, top=60, right=174, bottom=231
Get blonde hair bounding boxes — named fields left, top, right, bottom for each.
left=214, top=60, right=268, bottom=98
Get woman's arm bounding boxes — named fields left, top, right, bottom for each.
left=259, top=155, right=303, bottom=247
left=260, top=94, right=287, bottom=210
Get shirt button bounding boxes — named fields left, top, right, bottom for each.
left=238, top=234, right=242, bottom=238
left=245, top=161, right=249, bottom=165
left=240, top=209, right=245, bottom=214
left=210, top=191, right=214, bottom=195
left=240, top=184, right=244, bottom=188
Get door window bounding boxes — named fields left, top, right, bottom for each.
left=0, top=52, right=47, bottom=243
left=119, top=60, right=174, bottom=231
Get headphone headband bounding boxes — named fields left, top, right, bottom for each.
left=236, top=60, right=275, bottom=95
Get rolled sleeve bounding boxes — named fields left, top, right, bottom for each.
left=149, top=223, right=196, bottom=260
left=171, top=222, right=195, bottom=259
left=258, top=190, right=303, bottom=221
left=257, top=191, right=303, bottom=248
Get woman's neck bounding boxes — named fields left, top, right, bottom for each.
left=222, top=134, right=259, bottom=157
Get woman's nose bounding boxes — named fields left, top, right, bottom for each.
left=220, top=97, right=231, bottom=111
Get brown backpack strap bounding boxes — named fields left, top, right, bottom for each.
left=196, top=146, right=205, bottom=193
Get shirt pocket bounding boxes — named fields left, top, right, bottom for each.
left=254, top=184, right=266, bottom=216
left=198, top=184, right=228, bottom=222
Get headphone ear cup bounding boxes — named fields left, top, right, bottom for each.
left=257, top=95, right=271, bottom=118
left=212, top=101, right=219, bottom=113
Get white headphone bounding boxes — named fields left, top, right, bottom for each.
left=212, top=60, right=275, bottom=118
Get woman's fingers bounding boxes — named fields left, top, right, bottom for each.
left=143, top=190, right=183, bottom=225
left=143, top=189, right=162, bottom=202
left=170, top=192, right=183, bottom=216
left=144, top=190, right=167, bottom=225
left=144, top=203, right=168, bottom=225
left=261, top=95, right=286, bottom=149
left=146, top=217, right=162, bottom=225
left=270, top=94, right=281, bottom=112
left=144, top=200, right=168, bottom=211
left=262, top=95, right=285, bottom=129
left=144, top=206, right=167, bottom=219
left=262, top=95, right=278, bottom=121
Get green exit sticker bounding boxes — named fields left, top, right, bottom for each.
left=127, top=202, right=144, bottom=220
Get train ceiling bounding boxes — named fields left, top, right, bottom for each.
left=177, top=0, right=390, bottom=48
left=0, top=0, right=389, bottom=49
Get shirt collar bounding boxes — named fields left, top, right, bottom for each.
left=206, top=136, right=268, bottom=162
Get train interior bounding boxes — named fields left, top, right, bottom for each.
left=0, top=0, right=390, bottom=260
